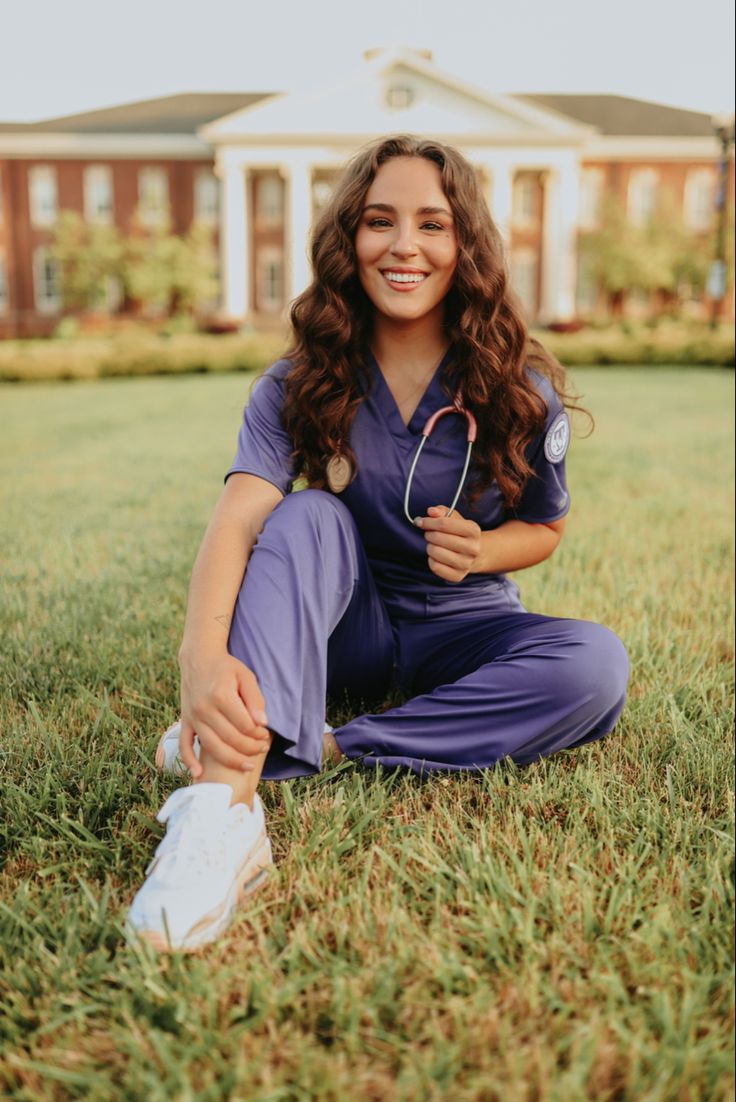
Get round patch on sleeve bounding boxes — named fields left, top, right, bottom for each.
left=543, top=411, right=570, bottom=464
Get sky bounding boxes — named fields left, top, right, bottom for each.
left=2, top=0, right=734, bottom=123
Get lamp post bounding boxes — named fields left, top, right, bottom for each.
left=708, top=113, right=735, bottom=329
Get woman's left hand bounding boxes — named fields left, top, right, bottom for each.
left=416, top=506, right=482, bottom=583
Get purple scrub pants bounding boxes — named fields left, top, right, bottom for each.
left=227, top=490, right=629, bottom=780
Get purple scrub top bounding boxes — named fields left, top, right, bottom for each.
left=226, top=351, right=570, bottom=612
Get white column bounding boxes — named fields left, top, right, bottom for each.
left=218, top=160, right=249, bottom=320
left=540, top=161, right=579, bottom=324
left=488, top=164, right=514, bottom=246
left=286, top=161, right=312, bottom=303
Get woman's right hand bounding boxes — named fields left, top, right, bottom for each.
left=178, top=652, right=271, bottom=777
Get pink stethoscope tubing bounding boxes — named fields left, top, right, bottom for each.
left=403, top=393, right=477, bottom=526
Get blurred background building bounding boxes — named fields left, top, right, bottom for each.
left=0, top=48, right=732, bottom=338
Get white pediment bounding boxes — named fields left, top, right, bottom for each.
left=200, top=49, right=596, bottom=146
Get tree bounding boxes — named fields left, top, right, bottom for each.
left=578, top=192, right=724, bottom=318
left=50, top=212, right=123, bottom=312
left=121, top=213, right=218, bottom=316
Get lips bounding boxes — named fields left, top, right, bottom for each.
left=381, top=269, right=428, bottom=289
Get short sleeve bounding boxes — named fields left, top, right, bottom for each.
left=513, top=371, right=571, bottom=524
left=225, top=360, right=296, bottom=495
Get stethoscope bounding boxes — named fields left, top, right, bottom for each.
left=403, top=392, right=477, bottom=526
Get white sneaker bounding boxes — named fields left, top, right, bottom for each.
left=155, top=721, right=199, bottom=775
left=126, top=783, right=272, bottom=952
left=155, top=720, right=336, bottom=774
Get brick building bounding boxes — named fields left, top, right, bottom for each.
left=0, top=48, right=732, bottom=338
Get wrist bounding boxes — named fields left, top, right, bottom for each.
left=178, top=633, right=229, bottom=670
left=469, top=529, right=497, bottom=575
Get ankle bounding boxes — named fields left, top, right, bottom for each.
left=322, top=729, right=343, bottom=765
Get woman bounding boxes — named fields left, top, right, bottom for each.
left=127, top=135, right=629, bottom=953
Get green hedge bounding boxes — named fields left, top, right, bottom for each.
left=0, top=332, right=287, bottom=383
left=0, top=323, right=732, bottom=382
left=535, top=322, right=734, bottom=367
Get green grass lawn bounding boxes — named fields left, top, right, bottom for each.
left=1, top=368, right=733, bottom=1101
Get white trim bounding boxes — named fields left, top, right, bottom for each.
left=0, top=133, right=210, bottom=158
left=199, top=130, right=590, bottom=150
left=583, top=136, right=727, bottom=161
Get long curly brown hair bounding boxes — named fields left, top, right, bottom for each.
left=284, top=134, right=585, bottom=509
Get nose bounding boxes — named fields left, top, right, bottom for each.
left=390, top=219, right=418, bottom=258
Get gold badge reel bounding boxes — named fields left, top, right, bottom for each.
left=325, top=453, right=353, bottom=494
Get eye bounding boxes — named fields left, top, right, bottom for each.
left=421, top=221, right=444, bottom=231
left=366, top=217, right=392, bottom=228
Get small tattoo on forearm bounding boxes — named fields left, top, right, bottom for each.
left=214, top=614, right=231, bottom=629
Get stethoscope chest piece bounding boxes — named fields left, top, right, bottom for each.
left=326, top=454, right=353, bottom=494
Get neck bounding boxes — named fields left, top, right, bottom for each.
left=370, top=309, right=447, bottom=382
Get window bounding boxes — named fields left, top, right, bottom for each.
left=29, top=165, right=58, bottom=227
left=257, top=246, right=284, bottom=312
left=311, top=171, right=340, bottom=221
left=194, top=168, right=219, bottom=225
left=84, top=165, right=113, bottom=224
left=579, top=168, right=604, bottom=230
left=33, top=247, right=61, bottom=313
left=512, top=174, right=538, bottom=229
left=510, top=247, right=538, bottom=318
left=683, top=169, right=715, bottom=232
left=0, top=251, right=8, bottom=314
left=386, top=84, right=414, bottom=109
left=137, top=167, right=169, bottom=227
left=104, top=276, right=123, bottom=313
left=255, top=174, right=284, bottom=227
left=627, top=169, right=658, bottom=227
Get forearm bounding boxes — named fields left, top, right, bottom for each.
left=179, top=517, right=253, bottom=660
left=178, top=476, right=281, bottom=663
left=471, top=518, right=563, bottom=575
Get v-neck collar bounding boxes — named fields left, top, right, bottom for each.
left=366, top=347, right=453, bottom=438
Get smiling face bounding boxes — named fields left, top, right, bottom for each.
left=354, top=156, right=458, bottom=328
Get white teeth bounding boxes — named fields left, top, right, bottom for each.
left=384, top=272, right=426, bottom=284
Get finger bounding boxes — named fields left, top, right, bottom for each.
left=426, top=542, right=471, bottom=570
left=424, top=529, right=475, bottom=555
left=417, top=512, right=472, bottom=534
left=216, top=686, right=269, bottom=742
left=427, top=557, right=463, bottom=583
left=200, top=708, right=271, bottom=757
left=196, top=722, right=258, bottom=772
left=178, top=720, right=202, bottom=779
left=235, top=666, right=269, bottom=729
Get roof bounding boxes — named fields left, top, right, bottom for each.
left=515, top=94, right=715, bottom=137
left=0, top=86, right=717, bottom=140
left=0, top=92, right=273, bottom=134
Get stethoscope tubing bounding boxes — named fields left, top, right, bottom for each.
left=403, top=395, right=477, bottom=526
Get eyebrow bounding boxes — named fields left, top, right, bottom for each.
left=363, top=202, right=453, bottom=218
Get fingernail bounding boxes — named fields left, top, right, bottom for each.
left=254, top=708, right=268, bottom=726
left=414, top=517, right=424, bottom=528
left=241, top=761, right=254, bottom=772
